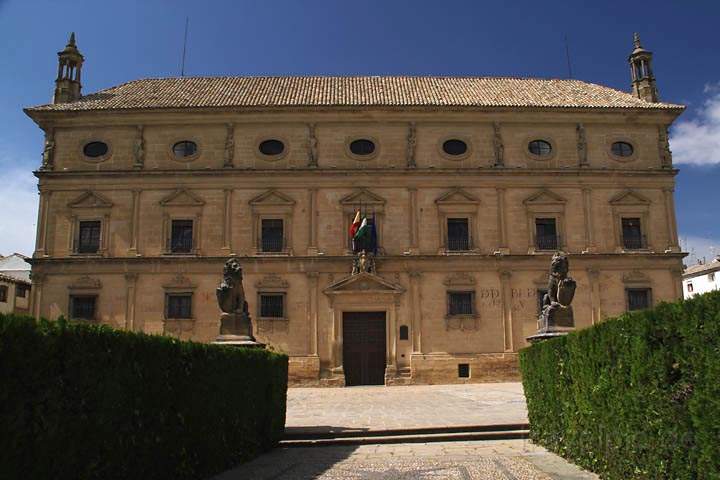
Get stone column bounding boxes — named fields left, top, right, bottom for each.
left=388, top=299, right=398, bottom=371
left=35, top=190, right=51, bottom=257
left=129, top=189, right=141, bottom=255
left=124, top=273, right=138, bottom=331
left=409, top=271, right=422, bottom=353
left=582, top=188, right=595, bottom=253
left=587, top=268, right=601, bottom=325
left=306, top=271, right=319, bottom=356
left=222, top=189, right=233, bottom=252
left=307, top=188, right=318, bottom=255
left=408, top=187, right=418, bottom=253
left=32, top=273, right=45, bottom=320
left=500, top=270, right=514, bottom=352
left=330, top=301, right=343, bottom=373
left=496, top=188, right=509, bottom=254
left=663, top=187, right=680, bottom=252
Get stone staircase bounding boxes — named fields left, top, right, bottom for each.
left=280, top=423, right=530, bottom=447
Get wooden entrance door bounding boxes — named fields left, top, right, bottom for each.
left=343, top=312, right=386, bottom=386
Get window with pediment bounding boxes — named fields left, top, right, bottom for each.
left=523, top=189, right=566, bottom=253
left=435, top=188, right=480, bottom=254
left=159, top=189, right=205, bottom=255
left=249, top=190, right=296, bottom=255
left=610, top=190, right=652, bottom=253
left=340, top=188, right=386, bottom=254
left=67, top=191, right=113, bottom=256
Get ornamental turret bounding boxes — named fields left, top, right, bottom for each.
left=53, top=32, right=84, bottom=104
left=628, top=33, right=659, bottom=103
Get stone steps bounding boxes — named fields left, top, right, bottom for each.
left=281, top=423, right=530, bottom=447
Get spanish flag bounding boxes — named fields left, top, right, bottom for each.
left=349, top=210, right=361, bottom=245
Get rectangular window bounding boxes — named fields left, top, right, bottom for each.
left=170, top=220, right=194, bottom=253
left=70, top=295, right=97, bottom=320
left=0, top=285, right=7, bottom=303
left=260, top=293, right=285, bottom=318
left=687, top=283, right=694, bottom=292
left=448, top=291, right=474, bottom=316
left=458, top=364, right=470, bottom=378
left=709, top=273, right=715, bottom=282
left=166, top=293, right=192, bottom=319
left=535, top=218, right=558, bottom=250
left=537, top=289, right=548, bottom=316
left=261, top=219, right=284, bottom=252
left=77, top=220, right=101, bottom=253
left=621, top=217, right=643, bottom=250
left=627, top=288, right=651, bottom=311
left=447, top=218, right=470, bottom=251
left=16, top=285, right=28, bottom=298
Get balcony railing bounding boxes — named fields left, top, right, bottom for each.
left=535, top=234, right=560, bottom=251
left=622, top=234, right=648, bottom=250
left=447, top=236, right=470, bottom=251
left=261, top=235, right=284, bottom=252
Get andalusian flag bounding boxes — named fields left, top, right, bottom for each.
left=354, top=217, right=370, bottom=244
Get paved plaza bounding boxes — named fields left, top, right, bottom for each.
left=215, top=439, right=598, bottom=479
left=286, top=383, right=528, bottom=434
left=215, top=383, right=598, bottom=479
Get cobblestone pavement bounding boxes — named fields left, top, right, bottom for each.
left=214, top=440, right=599, bottom=480
left=286, top=383, right=527, bottom=433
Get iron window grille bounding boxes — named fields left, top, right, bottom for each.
left=535, top=218, right=558, bottom=250
left=458, top=363, right=470, bottom=378
left=170, top=220, right=194, bottom=253
left=260, top=294, right=284, bottom=318
left=621, top=218, right=645, bottom=249
left=77, top=220, right=101, bottom=253
left=70, top=295, right=96, bottom=320
left=0, top=286, right=7, bottom=302
left=399, top=325, right=409, bottom=340
left=261, top=219, right=284, bottom=252
left=16, top=285, right=28, bottom=298
left=448, top=291, right=474, bottom=316
left=166, top=294, right=192, bottom=319
left=687, top=283, right=694, bottom=293
left=627, top=288, right=651, bottom=311
left=447, top=218, right=470, bottom=251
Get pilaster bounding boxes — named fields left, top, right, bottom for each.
left=495, top=188, right=509, bottom=254
left=500, top=270, right=514, bottom=352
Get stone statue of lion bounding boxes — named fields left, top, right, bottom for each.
left=216, top=257, right=248, bottom=315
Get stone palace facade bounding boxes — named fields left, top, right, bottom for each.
left=25, top=34, right=685, bottom=385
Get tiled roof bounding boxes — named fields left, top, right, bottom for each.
left=26, top=76, right=683, bottom=112
left=684, top=259, right=720, bottom=278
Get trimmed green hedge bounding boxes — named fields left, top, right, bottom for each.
left=0, top=314, right=288, bottom=480
left=520, top=291, right=720, bottom=479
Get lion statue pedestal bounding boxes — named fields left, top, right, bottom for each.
left=527, top=252, right=577, bottom=344
left=213, top=258, right=264, bottom=348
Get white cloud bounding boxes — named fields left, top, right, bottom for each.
left=670, top=82, right=720, bottom=165
left=681, top=234, right=720, bottom=267
left=0, top=168, right=38, bottom=256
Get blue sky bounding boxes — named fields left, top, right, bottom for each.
left=1, top=0, right=718, bottom=262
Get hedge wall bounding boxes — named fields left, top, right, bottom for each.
left=0, top=314, right=288, bottom=480
left=520, top=291, right=720, bottom=479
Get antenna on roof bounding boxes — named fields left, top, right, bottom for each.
left=564, top=34, right=573, bottom=79
left=180, top=16, right=189, bottom=77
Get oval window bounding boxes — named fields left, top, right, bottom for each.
left=172, top=141, right=197, bottom=159
left=442, top=139, right=468, bottom=156
left=258, top=139, right=285, bottom=156
left=611, top=141, right=634, bottom=157
left=349, top=139, right=376, bottom=156
left=528, top=139, right=552, bottom=157
left=83, top=141, right=108, bottom=158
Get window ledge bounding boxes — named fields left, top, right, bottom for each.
left=445, top=314, right=478, bottom=319
left=258, top=317, right=288, bottom=322
left=164, top=317, right=195, bottom=321
left=70, top=252, right=104, bottom=257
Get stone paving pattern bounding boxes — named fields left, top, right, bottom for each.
left=215, top=440, right=599, bottom=480
left=286, top=383, right=528, bottom=433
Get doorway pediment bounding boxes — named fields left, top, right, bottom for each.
left=324, top=272, right=405, bottom=296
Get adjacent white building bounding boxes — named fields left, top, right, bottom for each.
left=683, top=257, right=720, bottom=299
left=0, top=253, right=32, bottom=315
